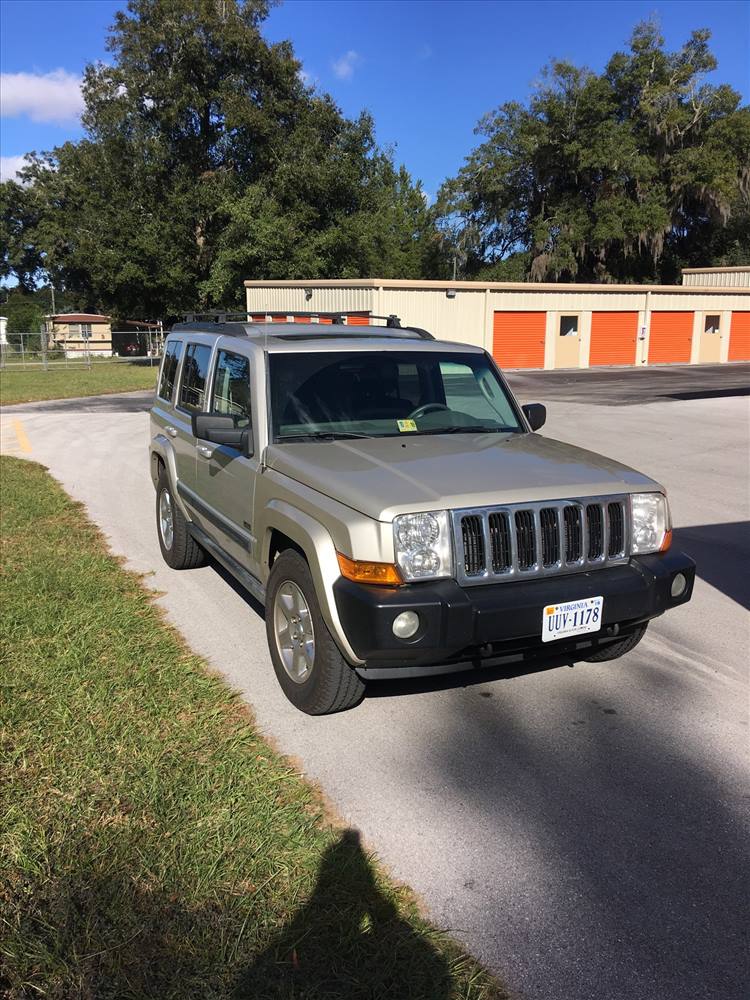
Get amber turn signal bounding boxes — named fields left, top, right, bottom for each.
left=660, top=529, right=672, bottom=552
left=336, top=551, right=403, bottom=586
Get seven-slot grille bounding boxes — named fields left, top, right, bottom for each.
left=452, top=496, right=629, bottom=585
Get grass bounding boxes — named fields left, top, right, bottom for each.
left=0, top=362, right=158, bottom=405
left=0, top=456, right=506, bottom=1000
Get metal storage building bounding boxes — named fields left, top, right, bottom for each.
left=244, top=268, right=750, bottom=370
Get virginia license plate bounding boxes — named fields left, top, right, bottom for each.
left=542, top=596, right=603, bottom=643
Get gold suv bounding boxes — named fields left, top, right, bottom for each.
left=150, top=312, right=694, bottom=714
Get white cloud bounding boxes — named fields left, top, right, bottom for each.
left=0, top=69, right=83, bottom=125
left=0, top=155, right=28, bottom=183
left=331, top=50, right=360, bottom=81
left=298, top=68, right=317, bottom=88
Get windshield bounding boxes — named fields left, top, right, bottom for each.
left=269, top=350, right=524, bottom=442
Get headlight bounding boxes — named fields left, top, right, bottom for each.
left=630, top=492, right=671, bottom=554
left=393, top=511, right=453, bottom=581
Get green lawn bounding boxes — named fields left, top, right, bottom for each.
left=0, top=457, right=505, bottom=1000
left=0, top=362, right=158, bottom=405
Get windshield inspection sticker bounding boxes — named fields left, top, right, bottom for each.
left=397, top=419, right=418, bottom=433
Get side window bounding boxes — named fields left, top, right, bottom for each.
left=395, top=362, right=420, bottom=408
left=158, top=340, right=183, bottom=402
left=439, top=360, right=517, bottom=426
left=212, top=350, right=252, bottom=428
left=179, top=342, right=212, bottom=412
left=440, top=361, right=479, bottom=410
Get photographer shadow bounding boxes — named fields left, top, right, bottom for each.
left=234, top=829, right=454, bottom=999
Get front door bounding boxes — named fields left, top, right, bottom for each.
left=554, top=314, right=581, bottom=368
left=196, top=347, right=260, bottom=576
left=698, top=314, right=722, bottom=364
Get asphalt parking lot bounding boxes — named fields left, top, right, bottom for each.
left=2, top=363, right=749, bottom=1000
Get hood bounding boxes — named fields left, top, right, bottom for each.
left=264, top=432, right=659, bottom=521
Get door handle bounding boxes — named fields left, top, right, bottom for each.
left=165, top=425, right=177, bottom=438
left=197, top=444, right=213, bottom=459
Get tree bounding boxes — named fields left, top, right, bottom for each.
left=436, top=20, right=750, bottom=282
left=0, top=0, right=431, bottom=318
left=0, top=175, right=46, bottom=292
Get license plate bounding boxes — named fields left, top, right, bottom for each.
left=542, top=596, right=603, bottom=643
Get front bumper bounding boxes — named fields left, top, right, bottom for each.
left=333, top=550, right=695, bottom=672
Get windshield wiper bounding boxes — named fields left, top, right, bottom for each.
left=278, top=430, right=373, bottom=442
left=416, top=425, right=515, bottom=435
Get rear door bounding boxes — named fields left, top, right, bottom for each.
left=151, top=337, right=184, bottom=436
left=196, top=345, right=260, bottom=575
left=173, top=339, right=214, bottom=504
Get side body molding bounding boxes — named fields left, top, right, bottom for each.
left=261, top=499, right=363, bottom=666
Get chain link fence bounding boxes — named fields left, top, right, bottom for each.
left=0, top=331, right=163, bottom=370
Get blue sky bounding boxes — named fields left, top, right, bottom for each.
left=1, top=0, right=748, bottom=196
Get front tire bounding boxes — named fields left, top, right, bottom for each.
left=266, top=549, right=364, bottom=715
left=156, top=469, right=206, bottom=570
left=583, top=623, right=648, bottom=662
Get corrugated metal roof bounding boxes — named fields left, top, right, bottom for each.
left=48, top=313, right=110, bottom=321
left=244, top=277, right=750, bottom=295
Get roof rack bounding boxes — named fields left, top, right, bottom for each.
left=180, top=310, right=434, bottom=340
left=184, top=310, right=401, bottom=325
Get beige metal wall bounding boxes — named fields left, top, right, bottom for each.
left=243, top=279, right=750, bottom=368
left=246, top=285, right=374, bottom=315
left=682, top=267, right=750, bottom=288
left=379, top=287, right=489, bottom=349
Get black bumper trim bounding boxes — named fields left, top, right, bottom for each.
left=333, top=550, right=695, bottom=668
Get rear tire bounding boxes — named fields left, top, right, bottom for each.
left=266, top=549, right=364, bottom=715
left=583, top=623, right=648, bottom=662
left=156, top=469, right=206, bottom=570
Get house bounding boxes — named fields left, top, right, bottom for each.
left=46, top=313, right=112, bottom=358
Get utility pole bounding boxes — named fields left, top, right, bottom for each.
left=50, top=283, right=56, bottom=315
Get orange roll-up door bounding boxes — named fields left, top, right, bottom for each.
left=493, top=312, right=546, bottom=369
left=648, top=312, right=693, bottom=364
left=728, top=312, right=750, bottom=361
left=346, top=314, right=370, bottom=326
left=589, top=311, right=638, bottom=366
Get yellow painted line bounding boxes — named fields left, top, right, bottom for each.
left=12, top=420, right=32, bottom=454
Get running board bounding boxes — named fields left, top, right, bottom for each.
left=189, top=523, right=266, bottom=606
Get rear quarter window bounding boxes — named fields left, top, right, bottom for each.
left=157, top=340, right=183, bottom=402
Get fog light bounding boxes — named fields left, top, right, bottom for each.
left=671, top=572, right=687, bottom=598
left=392, top=611, right=420, bottom=640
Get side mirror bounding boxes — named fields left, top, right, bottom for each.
left=522, top=403, right=546, bottom=432
left=192, top=412, right=252, bottom=456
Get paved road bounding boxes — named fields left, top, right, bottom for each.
left=507, top=362, right=750, bottom=406
left=2, top=371, right=748, bottom=1000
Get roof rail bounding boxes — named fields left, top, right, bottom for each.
left=180, top=310, right=434, bottom=340
left=184, top=310, right=403, bottom=325
left=183, top=312, right=249, bottom=323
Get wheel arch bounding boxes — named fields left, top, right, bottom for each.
left=262, top=499, right=362, bottom=666
left=151, top=435, right=191, bottom=520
